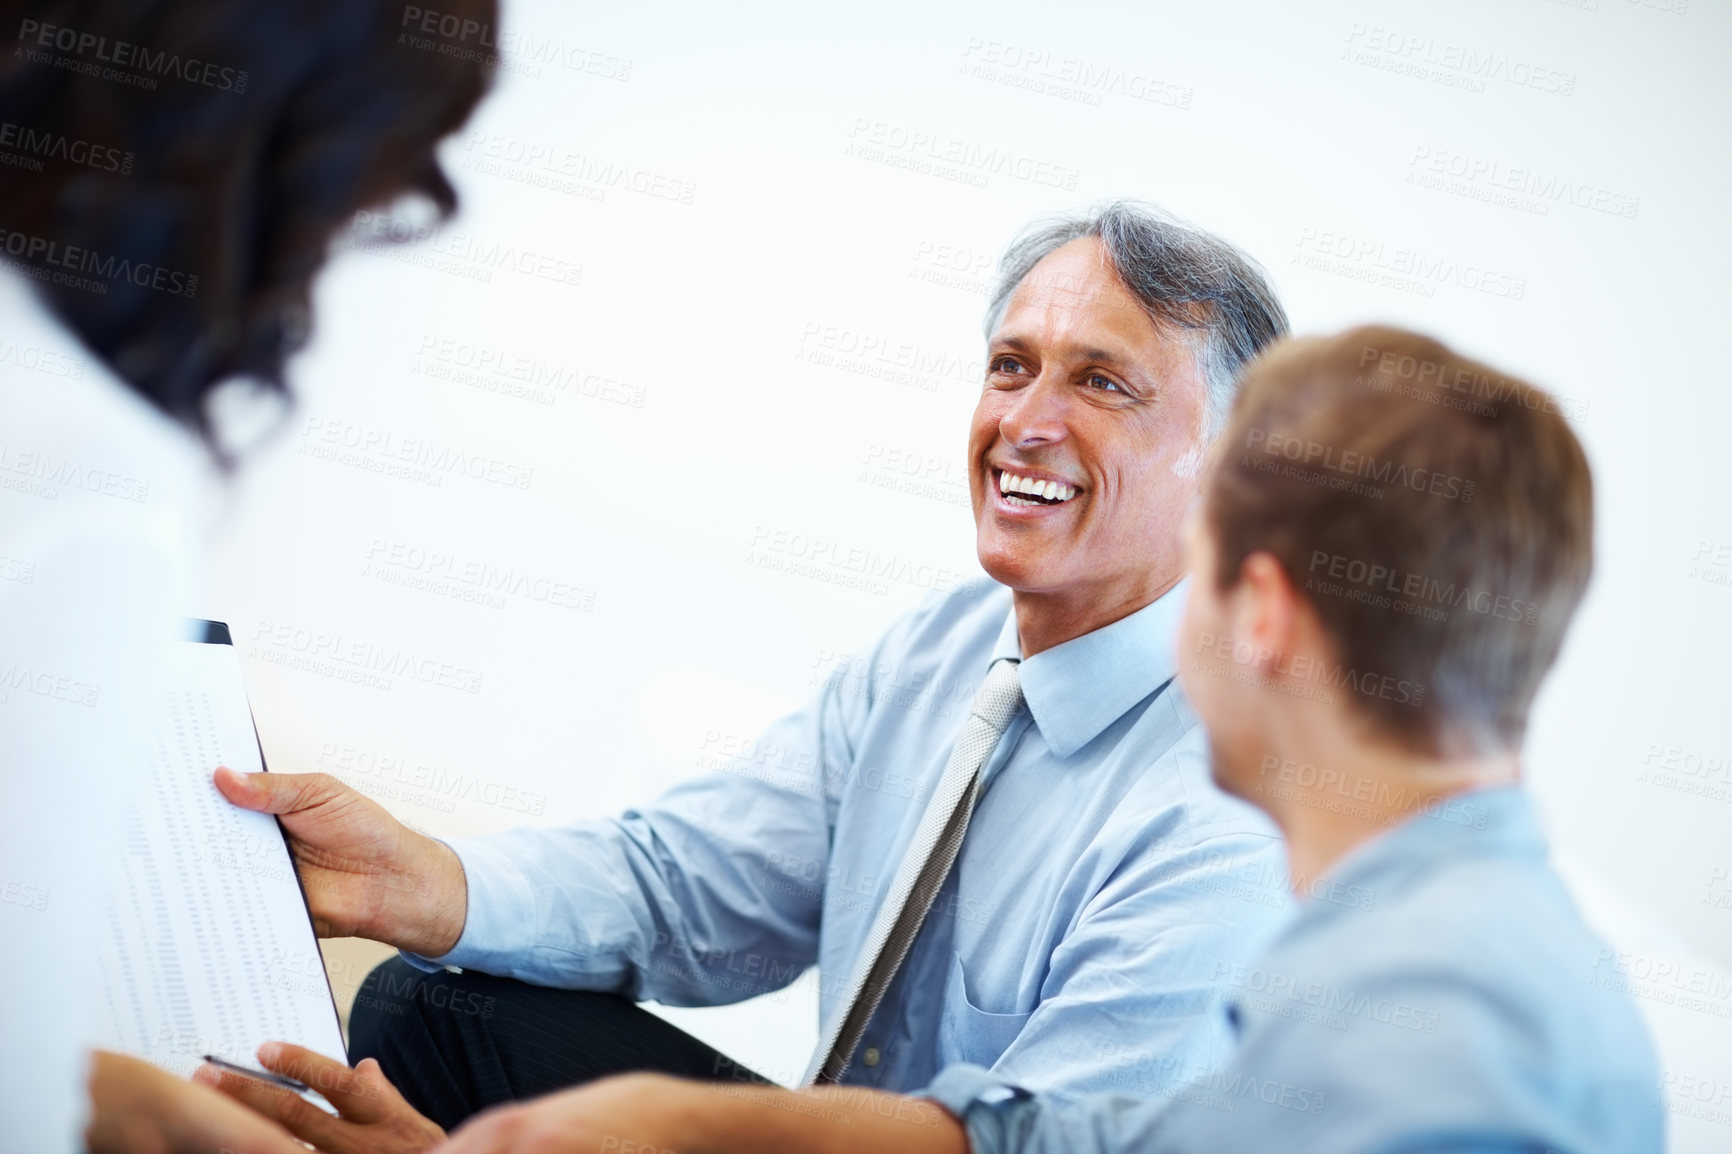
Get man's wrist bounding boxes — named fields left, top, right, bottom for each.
left=392, top=833, right=469, bottom=957
left=676, top=1079, right=776, bottom=1154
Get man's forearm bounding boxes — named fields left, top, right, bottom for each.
left=675, top=1080, right=968, bottom=1154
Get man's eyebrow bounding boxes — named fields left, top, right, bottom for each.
left=1077, top=345, right=1134, bottom=369
left=986, top=335, right=1136, bottom=368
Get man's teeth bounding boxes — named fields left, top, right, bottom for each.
left=998, top=471, right=1077, bottom=504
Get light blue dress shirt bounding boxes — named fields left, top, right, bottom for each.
left=927, top=785, right=1665, bottom=1153
left=413, top=579, right=1290, bottom=1094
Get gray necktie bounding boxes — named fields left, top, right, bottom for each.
left=804, top=657, right=1024, bottom=1085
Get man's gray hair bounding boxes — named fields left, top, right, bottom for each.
left=985, top=201, right=1288, bottom=440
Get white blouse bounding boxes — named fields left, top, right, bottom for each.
left=0, top=270, right=208, bottom=1151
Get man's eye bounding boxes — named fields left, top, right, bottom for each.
left=1086, top=374, right=1122, bottom=392
left=990, top=357, right=1027, bottom=375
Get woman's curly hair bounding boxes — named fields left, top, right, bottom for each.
left=0, top=0, right=496, bottom=450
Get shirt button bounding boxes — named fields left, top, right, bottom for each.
left=861, top=1047, right=881, bottom=1067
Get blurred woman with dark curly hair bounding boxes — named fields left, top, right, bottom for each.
left=0, top=1, right=495, bottom=1149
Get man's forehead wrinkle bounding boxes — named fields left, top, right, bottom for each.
left=1022, top=259, right=1116, bottom=307
left=1008, top=299, right=1167, bottom=360
left=1008, top=275, right=1149, bottom=332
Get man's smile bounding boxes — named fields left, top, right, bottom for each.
left=991, top=465, right=1083, bottom=510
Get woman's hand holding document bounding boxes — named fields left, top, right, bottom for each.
left=87, top=1052, right=306, bottom=1154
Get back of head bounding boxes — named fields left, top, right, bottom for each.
left=1206, top=326, right=1594, bottom=755
left=0, top=0, right=497, bottom=449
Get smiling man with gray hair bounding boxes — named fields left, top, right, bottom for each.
left=208, top=201, right=1296, bottom=1151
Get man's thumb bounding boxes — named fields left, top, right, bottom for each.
left=214, top=766, right=334, bottom=815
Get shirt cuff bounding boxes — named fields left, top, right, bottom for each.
left=400, top=836, right=539, bottom=973
left=922, top=1065, right=1036, bottom=1154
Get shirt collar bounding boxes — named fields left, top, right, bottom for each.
left=988, top=580, right=1188, bottom=758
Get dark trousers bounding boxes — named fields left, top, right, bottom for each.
left=348, top=956, right=769, bottom=1131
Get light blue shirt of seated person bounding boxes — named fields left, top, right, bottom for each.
left=927, top=784, right=1664, bottom=1154
left=408, top=578, right=1291, bottom=1095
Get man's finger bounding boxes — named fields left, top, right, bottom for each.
left=356, top=1055, right=428, bottom=1115
left=257, top=1041, right=387, bottom=1123
left=215, top=766, right=346, bottom=816
left=195, top=1062, right=348, bottom=1150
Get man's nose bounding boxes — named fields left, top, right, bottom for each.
left=999, top=376, right=1069, bottom=448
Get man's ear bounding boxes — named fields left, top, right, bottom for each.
left=1234, top=551, right=1297, bottom=674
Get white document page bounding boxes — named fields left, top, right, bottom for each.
left=98, top=633, right=347, bottom=1075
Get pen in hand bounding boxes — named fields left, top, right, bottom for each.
left=200, top=1054, right=311, bottom=1094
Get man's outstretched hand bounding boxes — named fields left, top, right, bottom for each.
left=430, top=1073, right=970, bottom=1154
left=197, top=1042, right=445, bottom=1154
left=215, top=766, right=467, bottom=957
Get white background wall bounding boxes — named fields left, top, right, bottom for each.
left=198, top=0, right=1729, bottom=1147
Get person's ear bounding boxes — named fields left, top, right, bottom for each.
left=1234, top=551, right=1296, bottom=674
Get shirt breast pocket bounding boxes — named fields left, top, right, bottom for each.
left=938, top=950, right=1034, bottom=1069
